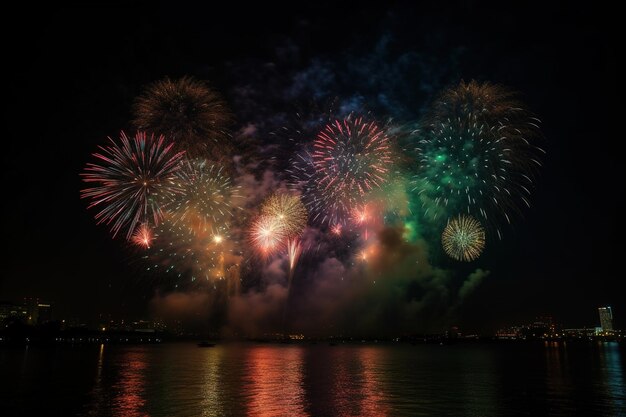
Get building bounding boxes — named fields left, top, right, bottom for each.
left=562, top=328, right=596, bottom=339
left=1, top=299, right=53, bottom=326
left=37, top=303, right=52, bottom=324
left=598, top=306, right=613, bottom=331
left=0, top=301, right=28, bottom=325
left=24, top=297, right=39, bottom=325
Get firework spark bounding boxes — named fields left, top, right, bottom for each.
left=132, top=224, right=154, bottom=249
left=293, top=115, right=393, bottom=225
left=144, top=219, right=232, bottom=283
left=81, top=131, right=184, bottom=239
left=352, top=203, right=374, bottom=239
left=133, top=76, right=232, bottom=158
left=260, top=193, right=307, bottom=238
left=287, top=238, right=302, bottom=277
left=166, top=159, right=241, bottom=233
left=441, top=214, right=486, bottom=262
left=412, top=81, right=543, bottom=237
left=250, top=214, right=287, bottom=256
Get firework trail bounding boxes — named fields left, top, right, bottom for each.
left=286, top=238, right=302, bottom=283
left=133, top=76, right=232, bottom=158
left=292, top=115, right=393, bottom=226
left=81, top=131, right=184, bottom=239
left=441, top=214, right=486, bottom=262
left=412, top=81, right=543, bottom=238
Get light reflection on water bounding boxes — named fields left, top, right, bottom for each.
left=599, top=342, right=625, bottom=415
left=243, top=346, right=306, bottom=416
left=1, top=342, right=625, bottom=416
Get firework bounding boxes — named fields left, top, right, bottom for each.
left=441, top=214, right=486, bottom=262
left=81, top=132, right=184, bottom=239
left=293, top=115, right=393, bottom=225
left=287, top=238, right=302, bottom=278
left=133, top=76, right=232, bottom=158
left=412, top=81, right=543, bottom=237
left=144, top=219, right=231, bottom=282
left=352, top=203, right=374, bottom=240
left=166, top=159, right=241, bottom=233
left=260, top=193, right=307, bottom=238
left=331, top=224, right=342, bottom=236
left=132, top=224, right=154, bottom=249
left=249, top=214, right=287, bottom=255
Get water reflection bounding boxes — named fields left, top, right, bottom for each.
left=357, top=347, right=390, bottom=416
left=4, top=343, right=626, bottom=416
left=111, top=348, right=149, bottom=417
left=543, top=341, right=574, bottom=414
left=460, top=348, right=497, bottom=416
left=243, top=346, right=306, bottom=416
left=85, top=344, right=106, bottom=416
left=598, top=342, right=625, bottom=414
left=200, top=346, right=225, bottom=417
left=299, top=346, right=390, bottom=416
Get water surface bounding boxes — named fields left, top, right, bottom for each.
left=1, top=342, right=624, bottom=416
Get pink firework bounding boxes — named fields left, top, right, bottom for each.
left=287, top=238, right=302, bottom=278
left=132, top=224, right=154, bottom=249
left=81, top=131, right=184, bottom=239
left=306, top=115, right=392, bottom=224
left=331, top=224, right=342, bottom=236
left=352, top=203, right=373, bottom=240
left=352, top=204, right=371, bottom=224
left=249, top=214, right=287, bottom=256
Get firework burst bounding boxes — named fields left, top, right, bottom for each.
left=132, top=223, right=154, bottom=249
left=166, top=159, right=241, bottom=233
left=260, top=193, right=307, bottom=238
left=144, top=219, right=232, bottom=283
left=293, top=115, right=393, bottom=225
left=441, top=214, right=486, bottom=262
left=249, top=214, right=287, bottom=256
left=412, top=81, right=543, bottom=237
left=133, top=76, right=232, bottom=158
left=81, top=131, right=184, bottom=239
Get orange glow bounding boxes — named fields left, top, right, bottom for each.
left=244, top=347, right=305, bottom=416
left=112, top=349, right=148, bottom=417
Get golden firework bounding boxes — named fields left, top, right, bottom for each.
left=442, top=214, right=485, bottom=261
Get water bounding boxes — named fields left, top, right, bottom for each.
left=1, top=342, right=625, bottom=416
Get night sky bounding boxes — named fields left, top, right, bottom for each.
left=3, top=1, right=624, bottom=334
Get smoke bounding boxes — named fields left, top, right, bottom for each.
left=147, top=20, right=490, bottom=337
left=217, top=224, right=462, bottom=337
left=150, top=291, right=213, bottom=334
left=458, top=268, right=490, bottom=301
left=227, top=283, right=287, bottom=338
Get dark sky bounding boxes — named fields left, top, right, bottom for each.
left=2, top=1, right=624, bottom=333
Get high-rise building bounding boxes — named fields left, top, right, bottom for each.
left=24, top=297, right=39, bottom=325
left=37, top=303, right=52, bottom=324
left=598, top=306, right=613, bottom=331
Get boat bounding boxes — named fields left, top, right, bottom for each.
left=197, top=341, right=216, bottom=348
